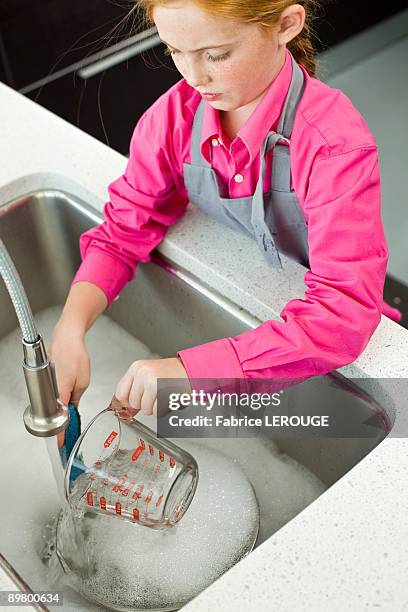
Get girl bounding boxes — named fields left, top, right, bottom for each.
left=49, top=0, right=401, bottom=419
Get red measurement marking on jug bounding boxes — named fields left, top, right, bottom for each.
left=132, top=484, right=144, bottom=500
left=131, top=445, right=144, bottom=462
left=159, top=450, right=165, bottom=462
left=113, top=475, right=126, bottom=493
left=100, top=496, right=107, bottom=511
left=156, top=494, right=164, bottom=507
left=139, top=439, right=146, bottom=450
left=133, top=508, right=140, bottom=521
left=86, top=491, right=94, bottom=506
left=104, top=431, right=118, bottom=448
left=113, top=475, right=131, bottom=497
left=170, top=456, right=175, bottom=467
left=145, top=491, right=153, bottom=504
left=115, top=502, right=122, bottom=515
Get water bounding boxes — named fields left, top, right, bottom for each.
left=0, top=305, right=327, bottom=611
left=55, top=442, right=260, bottom=611
left=45, top=436, right=66, bottom=503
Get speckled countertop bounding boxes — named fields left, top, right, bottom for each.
left=1, top=81, right=408, bottom=611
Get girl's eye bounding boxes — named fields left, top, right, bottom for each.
left=207, top=52, right=230, bottom=63
left=164, top=47, right=230, bottom=63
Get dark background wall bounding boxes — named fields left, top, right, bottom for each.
left=0, top=0, right=406, bottom=154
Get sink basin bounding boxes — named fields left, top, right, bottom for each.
left=0, top=189, right=391, bottom=611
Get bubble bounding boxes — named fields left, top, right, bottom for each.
left=56, top=443, right=259, bottom=611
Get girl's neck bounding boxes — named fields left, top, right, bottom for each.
left=219, top=108, right=250, bottom=142
left=220, top=88, right=267, bottom=141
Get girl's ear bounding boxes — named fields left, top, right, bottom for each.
left=277, top=4, right=306, bottom=46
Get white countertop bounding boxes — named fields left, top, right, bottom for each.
left=1, top=81, right=408, bottom=611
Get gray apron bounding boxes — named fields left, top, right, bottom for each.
left=183, top=53, right=309, bottom=269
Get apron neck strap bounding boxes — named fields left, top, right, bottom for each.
left=277, top=53, right=306, bottom=140
left=190, top=98, right=209, bottom=166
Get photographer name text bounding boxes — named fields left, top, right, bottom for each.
left=167, top=414, right=330, bottom=428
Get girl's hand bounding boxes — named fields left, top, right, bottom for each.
left=48, top=321, right=90, bottom=407
left=114, top=357, right=189, bottom=419
left=48, top=318, right=91, bottom=447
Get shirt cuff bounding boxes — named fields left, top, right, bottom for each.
left=71, top=250, right=132, bottom=306
left=178, top=337, right=244, bottom=380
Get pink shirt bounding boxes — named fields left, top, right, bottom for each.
left=72, top=49, right=400, bottom=381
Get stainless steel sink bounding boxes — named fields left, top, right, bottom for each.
left=0, top=189, right=392, bottom=611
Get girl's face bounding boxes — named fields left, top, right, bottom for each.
left=153, top=1, right=286, bottom=114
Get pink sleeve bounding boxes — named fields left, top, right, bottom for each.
left=72, top=112, right=189, bottom=305
left=178, top=146, right=388, bottom=379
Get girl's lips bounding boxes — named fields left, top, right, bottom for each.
left=201, top=93, right=222, bottom=100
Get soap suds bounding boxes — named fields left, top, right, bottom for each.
left=0, top=305, right=327, bottom=611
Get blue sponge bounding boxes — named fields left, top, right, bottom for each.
left=59, top=403, right=84, bottom=481
left=65, top=403, right=81, bottom=457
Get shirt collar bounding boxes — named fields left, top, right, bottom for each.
left=200, top=48, right=293, bottom=167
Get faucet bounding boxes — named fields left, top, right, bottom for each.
left=0, top=238, right=69, bottom=437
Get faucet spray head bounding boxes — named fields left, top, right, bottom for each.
left=22, top=335, right=69, bottom=437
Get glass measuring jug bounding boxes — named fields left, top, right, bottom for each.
left=64, top=406, right=198, bottom=529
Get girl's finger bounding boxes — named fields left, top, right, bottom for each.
left=140, top=377, right=157, bottom=415
left=140, top=388, right=156, bottom=415
left=70, top=386, right=84, bottom=405
left=128, top=377, right=145, bottom=412
left=115, top=371, right=135, bottom=407
left=58, top=386, right=72, bottom=407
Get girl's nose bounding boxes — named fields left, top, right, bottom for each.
left=185, top=61, right=210, bottom=89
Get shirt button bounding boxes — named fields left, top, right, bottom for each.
left=211, top=138, right=219, bottom=146
left=234, top=173, right=244, bottom=183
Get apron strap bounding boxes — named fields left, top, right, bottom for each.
left=190, top=99, right=210, bottom=167
left=250, top=58, right=306, bottom=268
left=278, top=53, right=306, bottom=139
left=273, top=54, right=306, bottom=192
left=251, top=132, right=284, bottom=268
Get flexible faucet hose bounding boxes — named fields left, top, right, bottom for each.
left=0, top=238, right=38, bottom=343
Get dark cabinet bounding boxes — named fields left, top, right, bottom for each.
left=2, top=1, right=407, bottom=89
left=0, top=1, right=180, bottom=153
left=25, top=45, right=181, bottom=155
left=0, top=0, right=131, bottom=89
